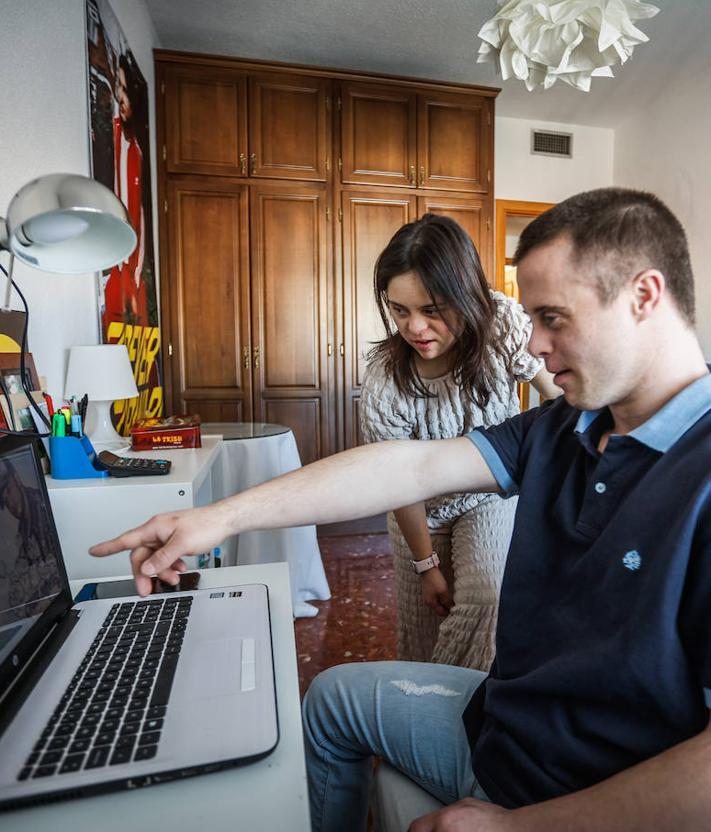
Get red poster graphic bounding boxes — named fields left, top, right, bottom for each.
left=86, top=0, right=163, bottom=433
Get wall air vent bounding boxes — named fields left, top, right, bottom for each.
left=531, top=129, right=573, bottom=158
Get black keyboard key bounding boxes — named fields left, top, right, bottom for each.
left=59, top=754, right=85, bottom=774
left=85, top=746, right=110, bottom=769
left=25, top=751, right=40, bottom=766
left=150, top=655, right=179, bottom=707
left=17, top=767, right=32, bottom=781
left=69, top=738, right=91, bottom=753
left=33, top=765, right=57, bottom=778
left=133, top=745, right=158, bottom=761
left=115, top=734, right=137, bottom=750
left=75, top=725, right=97, bottom=740
left=94, top=731, right=116, bottom=746
left=138, top=731, right=161, bottom=746
left=110, top=747, right=133, bottom=765
left=48, top=736, right=71, bottom=751
left=119, top=721, right=139, bottom=736
left=40, top=751, right=63, bottom=766
left=54, top=722, right=75, bottom=736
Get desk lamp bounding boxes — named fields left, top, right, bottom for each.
left=64, top=344, right=138, bottom=451
left=0, top=172, right=136, bottom=429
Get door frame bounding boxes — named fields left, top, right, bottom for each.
left=494, top=199, right=555, bottom=410
left=494, top=199, right=556, bottom=292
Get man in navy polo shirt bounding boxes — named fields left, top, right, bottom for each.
left=93, top=188, right=711, bottom=832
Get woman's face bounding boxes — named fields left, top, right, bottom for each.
left=386, top=271, right=461, bottom=364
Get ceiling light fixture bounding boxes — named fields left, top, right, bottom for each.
left=477, top=0, right=660, bottom=92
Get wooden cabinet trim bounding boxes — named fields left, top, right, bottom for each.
left=157, top=50, right=500, bottom=99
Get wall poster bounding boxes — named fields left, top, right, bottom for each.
left=86, top=0, right=163, bottom=434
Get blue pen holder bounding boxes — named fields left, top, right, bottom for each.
left=49, top=435, right=109, bottom=479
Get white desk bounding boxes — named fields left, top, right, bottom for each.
left=2, top=563, right=310, bottom=832
left=204, top=423, right=331, bottom=618
left=47, top=437, right=223, bottom=580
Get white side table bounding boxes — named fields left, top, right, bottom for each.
left=46, top=437, right=223, bottom=580
left=203, top=423, right=331, bottom=618
left=2, top=563, right=310, bottom=832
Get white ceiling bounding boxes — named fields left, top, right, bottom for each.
left=143, top=0, right=709, bottom=128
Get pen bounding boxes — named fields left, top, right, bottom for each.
left=79, top=394, right=88, bottom=424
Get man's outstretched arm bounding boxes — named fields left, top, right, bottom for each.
left=90, top=436, right=497, bottom=595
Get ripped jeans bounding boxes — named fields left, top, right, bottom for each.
left=302, top=661, right=489, bottom=832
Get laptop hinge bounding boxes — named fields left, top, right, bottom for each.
left=0, top=609, right=82, bottom=739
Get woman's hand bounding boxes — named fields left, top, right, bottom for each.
left=420, top=567, right=454, bottom=617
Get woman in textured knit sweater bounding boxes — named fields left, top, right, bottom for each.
left=360, top=214, right=558, bottom=670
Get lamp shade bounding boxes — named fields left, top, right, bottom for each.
left=1, top=173, right=137, bottom=273
left=64, top=344, right=138, bottom=402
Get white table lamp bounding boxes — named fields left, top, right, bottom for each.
left=65, top=344, right=138, bottom=451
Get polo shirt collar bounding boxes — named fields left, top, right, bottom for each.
left=574, top=371, right=711, bottom=453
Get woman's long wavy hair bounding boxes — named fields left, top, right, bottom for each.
left=369, top=214, right=512, bottom=406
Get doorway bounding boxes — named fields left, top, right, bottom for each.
left=495, top=199, right=555, bottom=409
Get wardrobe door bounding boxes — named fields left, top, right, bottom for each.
left=250, top=182, right=332, bottom=464
left=341, top=191, right=417, bottom=448
left=249, top=73, right=331, bottom=182
left=418, top=195, right=492, bottom=284
left=340, top=82, right=417, bottom=188
left=417, top=91, right=492, bottom=193
left=165, top=177, right=252, bottom=420
left=164, top=66, right=248, bottom=177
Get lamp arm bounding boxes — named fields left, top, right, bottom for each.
left=2, top=253, right=14, bottom=312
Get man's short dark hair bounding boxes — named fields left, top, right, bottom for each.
left=514, top=187, right=695, bottom=325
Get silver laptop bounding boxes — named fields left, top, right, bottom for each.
left=0, top=434, right=278, bottom=811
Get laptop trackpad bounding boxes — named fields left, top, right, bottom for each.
left=184, top=638, right=248, bottom=699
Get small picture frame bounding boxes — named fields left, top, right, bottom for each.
left=0, top=352, right=41, bottom=395
left=1, top=391, right=47, bottom=434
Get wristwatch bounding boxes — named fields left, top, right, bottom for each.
left=411, top=551, right=440, bottom=575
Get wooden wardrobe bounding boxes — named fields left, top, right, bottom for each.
left=155, top=51, right=498, bottom=464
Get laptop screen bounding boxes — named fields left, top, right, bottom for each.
left=0, top=435, right=71, bottom=698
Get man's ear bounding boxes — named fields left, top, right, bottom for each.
left=631, top=269, right=664, bottom=321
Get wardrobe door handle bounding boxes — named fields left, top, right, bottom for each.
left=239, top=153, right=247, bottom=175
left=250, top=153, right=257, bottom=176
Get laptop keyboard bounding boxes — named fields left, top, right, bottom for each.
left=17, top=596, right=192, bottom=781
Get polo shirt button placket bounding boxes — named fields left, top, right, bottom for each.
left=595, top=482, right=607, bottom=494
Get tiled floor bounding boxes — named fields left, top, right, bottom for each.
left=294, top=533, right=397, bottom=697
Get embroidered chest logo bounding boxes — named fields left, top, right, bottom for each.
left=622, top=550, right=642, bottom=571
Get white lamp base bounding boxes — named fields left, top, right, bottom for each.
left=84, top=399, right=130, bottom=453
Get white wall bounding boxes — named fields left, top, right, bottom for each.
left=614, top=56, right=711, bottom=358
left=0, top=0, right=159, bottom=402
left=495, top=116, right=614, bottom=204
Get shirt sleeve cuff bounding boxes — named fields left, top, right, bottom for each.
left=704, top=688, right=711, bottom=709
left=465, top=430, right=518, bottom=497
